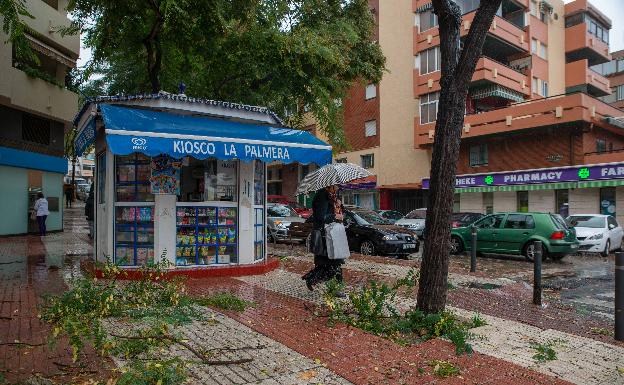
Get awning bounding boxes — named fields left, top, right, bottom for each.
left=470, top=84, right=525, bottom=103
left=25, top=34, right=76, bottom=68
left=341, top=175, right=377, bottom=190
left=456, top=182, right=578, bottom=193
left=415, top=3, right=433, bottom=13
left=77, top=105, right=332, bottom=165
left=605, top=117, right=624, bottom=130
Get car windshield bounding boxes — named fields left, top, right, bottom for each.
left=405, top=209, right=427, bottom=219
left=267, top=205, right=298, bottom=217
left=351, top=210, right=391, bottom=225
left=566, top=216, right=605, bottom=228
left=382, top=211, right=403, bottom=220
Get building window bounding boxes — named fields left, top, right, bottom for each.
left=600, top=187, right=616, bottom=216
left=365, top=120, right=377, bottom=137
left=596, top=138, right=607, bottom=153
left=420, top=46, right=441, bottom=75
left=555, top=189, right=569, bottom=217
left=22, top=113, right=51, bottom=145
left=530, top=0, right=538, bottom=17
left=483, top=192, right=494, bottom=214
left=361, top=154, right=374, bottom=169
left=617, top=85, right=624, bottom=101
left=335, top=158, right=347, bottom=163
left=539, top=43, right=548, bottom=59
left=531, top=38, right=538, bottom=54
left=299, top=164, right=310, bottom=181
left=420, top=91, right=439, bottom=124
left=542, top=81, right=548, bottom=97
left=587, top=16, right=609, bottom=44
left=365, top=84, right=377, bottom=100
left=517, top=191, right=529, bottom=213
left=419, top=9, right=438, bottom=31
left=565, top=12, right=584, bottom=28
left=469, top=144, right=488, bottom=167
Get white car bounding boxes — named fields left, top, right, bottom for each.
left=566, top=214, right=624, bottom=257
left=394, top=208, right=427, bottom=238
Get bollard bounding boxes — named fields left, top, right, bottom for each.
left=470, top=226, right=477, bottom=273
left=533, top=241, right=542, bottom=306
left=616, top=252, right=624, bottom=341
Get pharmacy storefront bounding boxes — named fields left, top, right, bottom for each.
left=74, top=95, right=331, bottom=272
left=423, top=162, right=624, bottom=223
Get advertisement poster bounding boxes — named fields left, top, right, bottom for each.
left=150, top=155, right=181, bottom=195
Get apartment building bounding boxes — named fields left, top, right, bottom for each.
left=594, top=49, right=624, bottom=110
left=0, top=0, right=79, bottom=235
left=416, top=0, right=624, bottom=223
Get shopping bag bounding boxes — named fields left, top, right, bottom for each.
left=325, top=222, right=350, bottom=260
left=309, top=229, right=326, bottom=256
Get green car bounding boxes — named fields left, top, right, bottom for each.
left=450, top=212, right=579, bottom=261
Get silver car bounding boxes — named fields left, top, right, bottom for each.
left=267, top=203, right=306, bottom=242
left=394, top=208, right=427, bottom=238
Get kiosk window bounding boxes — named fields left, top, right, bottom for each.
left=179, top=158, right=238, bottom=202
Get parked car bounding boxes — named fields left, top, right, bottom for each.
left=394, top=208, right=427, bottom=238
left=266, top=203, right=306, bottom=243
left=291, top=207, right=420, bottom=258
left=267, top=195, right=312, bottom=218
left=450, top=212, right=579, bottom=261
left=566, top=214, right=624, bottom=257
left=376, top=210, right=405, bottom=224
left=343, top=208, right=419, bottom=257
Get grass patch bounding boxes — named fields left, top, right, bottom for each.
left=590, top=327, right=613, bottom=336
left=324, top=269, right=478, bottom=355
left=470, top=313, right=487, bottom=328
left=429, top=360, right=460, bottom=378
left=531, top=339, right=565, bottom=363
left=194, top=293, right=254, bottom=312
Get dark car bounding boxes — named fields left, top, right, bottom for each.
left=290, top=208, right=420, bottom=257
left=376, top=210, right=405, bottom=224
left=344, top=208, right=419, bottom=257
left=450, top=212, right=485, bottom=228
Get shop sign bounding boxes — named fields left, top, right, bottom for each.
left=422, top=162, right=624, bottom=189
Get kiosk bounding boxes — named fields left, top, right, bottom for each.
left=73, top=94, right=331, bottom=273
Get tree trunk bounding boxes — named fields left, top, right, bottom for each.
left=417, top=0, right=503, bottom=314
left=144, top=2, right=164, bottom=93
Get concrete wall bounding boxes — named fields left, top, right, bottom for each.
left=528, top=190, right=555, bottom=213
left=377, top=0, right=430, bottom=188
left=0, top=166, right=28, bottom=235
left=43, top=171, right=63, bottom=231
left=569, top=188, right=600, bottom=215
left=548, top=0, right=566, bottom=96
left=333, top=147, right=380, bottom=176
left=616, top=187, right=624, bottom=225
left=460, top=193, right=483, bottom=213
left=493, top=191, right=517, bottom=212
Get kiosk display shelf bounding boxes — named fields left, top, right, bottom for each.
left=176, top=206, right=237, bottom=266
left=114, top=206, right=154, bottom=266
left=116, top=154, right=153, bottom=202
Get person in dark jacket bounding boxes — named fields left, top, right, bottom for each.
left=302, top=185, right=344, bottom=290
left=85, top=186, right=95, bottom=239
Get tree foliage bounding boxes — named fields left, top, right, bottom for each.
left=0, top=0, right=36, bottom=62
left=68, top=0, right=385, bottom=150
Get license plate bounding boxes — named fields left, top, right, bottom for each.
left=403, top=243, right=416, bottom=250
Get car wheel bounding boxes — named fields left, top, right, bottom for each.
left=523, top=241, right=549, bottom=262
left=449, top=236, right=464, bottom=255
left=601, top=240, right=610, bottom=258
left=360, top=240, right=375, bottom=256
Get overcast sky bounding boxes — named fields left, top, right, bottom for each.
left=77, top=0, right=624, bottom=68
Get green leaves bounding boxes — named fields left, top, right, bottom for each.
left=0, top=0, right=35, bottom=63
left=70, top=0, right=385, bottom=150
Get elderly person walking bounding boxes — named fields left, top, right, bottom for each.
left=302, top=185, right=345, bottom=290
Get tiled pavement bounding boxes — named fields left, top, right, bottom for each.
left=0, top=205, right=620, bottom=384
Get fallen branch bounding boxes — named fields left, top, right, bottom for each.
left=0, top=341, right=44, bottom=347
left=110, top=332, right=253, bottom=365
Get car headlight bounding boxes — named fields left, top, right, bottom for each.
left=587, top=233, right=604, bottom=240
left=382, top=234, right=398, bottom=241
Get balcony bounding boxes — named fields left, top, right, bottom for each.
left=415, top=93, right=624, bottom=147
left=585, top=149, right=624, bottom=164
left=565, top=23, right=611, bottom=66
left=1, top=67, right=78, bottom=122
left=415, top=10, right=529, bottom=56
left=26, top=3, right=80, bottom=57
left=565, top=59, right=611, bottom=97
left=415, top=56, right=530, bottom=97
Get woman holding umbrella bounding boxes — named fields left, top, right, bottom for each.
left=303, top=185, right=344, bottom=290
left=297, top=163, right=372, bottom=291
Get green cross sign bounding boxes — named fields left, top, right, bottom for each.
left=578, top=167, right=590, bottom=179
left=484, top=175, right=494, bottom=185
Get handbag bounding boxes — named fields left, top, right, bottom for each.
left=30, top=211, right=36, bottom=221
left=325, top=222, right=350, bottom=260
left=309, top=229, right=326, bottom=256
